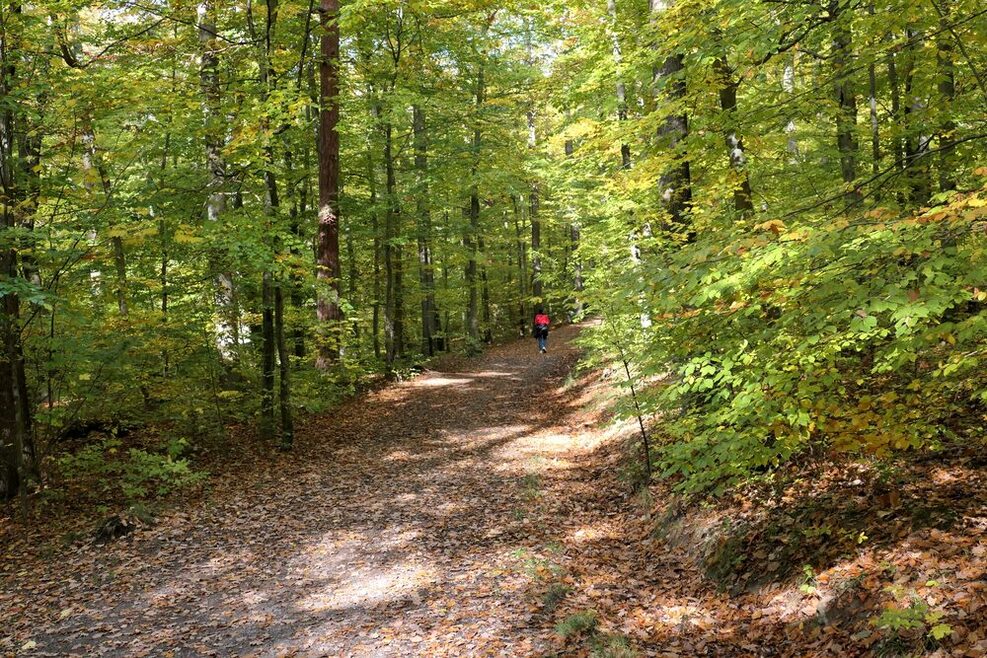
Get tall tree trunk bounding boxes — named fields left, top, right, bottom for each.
left=368, top=145, right=382, bottom=360
left=512, top=196, right=528, bottom=336
left=256, top=0, right=291, bottom=443
left=0, top=5, right=36, bottom=507
left=783, top=54, right=799, bottom=158
left=902, top=27, right=931, bottom=206
left=465, top=63, right=484, bottom=346
left=714, top=56, right=754, bottom=216
left=413, top=105, right=439, bottom=356
left=284, top=148, right=306, bottom=359
left=888, top=45, right=905, bottom=201
left=345, top=217, right=359, bottom=338
left=868, top=60, right=881, bottom=177
left=866, top=5, right=881, bottom=179
left=479, top=233, right=492, bottom=343
left=77, top=105, right=129, bottom=318
left=255, top=0, right=278, bottom=440
left=607, top=0, right=631, bottom=169
left=198, top=0, right=238, bottom=358
left=529, top=181, right=542, bottom=301
left=565, top=139, right=584, bottom=312
left=275, top=284, right=294, bottom=449
left=260, top=271, right=276, bottom=440
left=831, top=3, right=859, bottom=202
left=382, top=120, right=403, bottom=364
left=936, top=1, right=956, bottom=192
left=651, top=0, right=692, bottom=233
left=315, top=0, right=342, bottom=368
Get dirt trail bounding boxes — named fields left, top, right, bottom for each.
left=3, top=325, right=611, bottom=657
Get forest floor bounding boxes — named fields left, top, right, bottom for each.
left=3, top=325, right=987, bottom=657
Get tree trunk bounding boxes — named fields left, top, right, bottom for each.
left=888, top=45, right=905, bottom=200
left=198, top=0, right=238, bottom=358
left=565, top=139, right=584, bottom=311
left=512, top=196, right=528, bottom=336
left=902, top=28, right=931, bottom=207
left=831, top=3, right=859, bottom=202
left=382, top=119, right=403, bottom=365
left=651, top=0, right=692, bottom=232
left=0, top=7, right=36, bottom=507
left=479, top=233, right=492, bottom=343
left=607, top=0, right=631, bottom=169
left=260, top=271, right=276, bottom=440
left=315, top=0, right=342, bottom=368
left=368, top=145, right=382, bottom=360
left=275, top=284, right=294, bottom=449
left=465, top=62, right=484, bottom=346
left=257, top=0, right=291, bottom=444
left=413, top=105, right=439, bottom=356
left=936, top=2, right=956, bottom=192
left=284, top=148, right=306, bottom=359
left=345, top=217, right=359, bottom=338
left=714, top=56, right=754, bottom=216
left=79, top=109, right=129, bottom=318
left=783, top=55, right=799, bottom=159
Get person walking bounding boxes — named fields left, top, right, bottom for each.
left=533, top=308, right=550, bottom=353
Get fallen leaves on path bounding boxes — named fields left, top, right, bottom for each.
left=2, top=327, right=596, bottom=656
left=3, top=324, right=985, bottom=657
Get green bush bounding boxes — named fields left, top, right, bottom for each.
left=57, top=438, right=205, bottom=502
left=584, top=185, right=987, bottom=493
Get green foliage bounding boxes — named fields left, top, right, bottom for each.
left=872, top=585, right=952, bottom=653
left=590, top=635, right=639, bottom=658
left=56, top=439, right=205, bottom=502
left=552, top=0, right=987, bottom=493
left=555, top=610, right=598, bottom=638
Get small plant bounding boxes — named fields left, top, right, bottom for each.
left=590, top=635, right=639, bottom=658
left=520, top=473, right=541, bottom=501
left=57, top=438, right=205, bottom=502
left=799, top=564, right=818, bottom=595
left=542, top=582, right=571, bottom=613
left=873, top=586, right=952, bottom=654
left=555, top=610, right=598, bottom=638
left=463, top=335, right=485, bottom=357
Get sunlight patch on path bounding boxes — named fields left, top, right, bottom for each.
left=298, top=562, right=437, bottom=613
left=412, top=376, right=475, bottom=388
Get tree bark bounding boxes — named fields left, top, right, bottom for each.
left=275, top=284, right=293, bottom=450
left=512, top=196, right=528, bottom=336
left=902, top=27, right=931, bottom=206
left=465, top=63, right=484, bottom=346
left=783, top=55, right=799, bottom=158
left=831, top=2, right=860, bottom=202
left=198, top=0, right=238, bottom=357
left=714, top=56, right=754, bottom=216
left=0, top=4, right=36, bottom=507
left=315, top=0, right=342, bottom=368
left=651, top=0, right=692, bottom=233
left=607, top=0, right=631, bottom=169
left=382, top=119, right=403, bottom=365
left=936, top=1, right=957, bottom=192
left=413, top=105, right=439, bottom=356
left=367, top=143, right=382, bottom=360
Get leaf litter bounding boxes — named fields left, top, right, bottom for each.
left=2, top=324, right=985, bottom=657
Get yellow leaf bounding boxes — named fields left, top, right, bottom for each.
left=755, top=219, right=786, bottom=235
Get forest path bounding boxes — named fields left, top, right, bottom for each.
left=6, top=324, right=614, bottom=657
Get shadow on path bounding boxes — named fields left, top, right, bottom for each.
left=3, top=325, right=597, bottom=657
